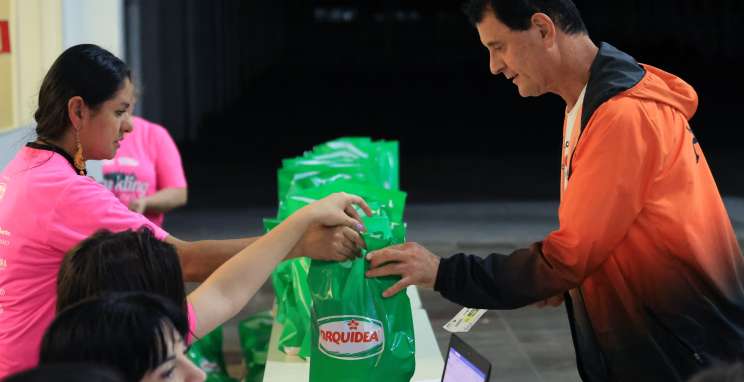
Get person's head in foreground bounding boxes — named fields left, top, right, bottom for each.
left=40, top=293, right=205, bottom=382
left=56, top=227, right=185, bottom=314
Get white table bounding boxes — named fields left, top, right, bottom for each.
left=264, top=286, right=443, bottom=381
left=407, top=284, right=423, bottom=309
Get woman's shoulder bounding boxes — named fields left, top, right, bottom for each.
left=1, top=148, right=113, bottom=218
left=4, top=147, right=78, bottom=186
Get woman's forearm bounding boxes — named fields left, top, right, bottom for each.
left=167, top=236, right=259, bottom=282
left=187, top=210, right=313, bottom=336
left=142, top=187, right=187, bottom=214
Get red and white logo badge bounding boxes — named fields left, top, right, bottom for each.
left=317, top=315, right=384, bottom=360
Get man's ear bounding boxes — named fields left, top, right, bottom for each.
left=531, top=13, right=557, bottom=47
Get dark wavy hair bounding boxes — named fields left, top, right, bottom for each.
left=40, top=293, right=189, bottom=381
left=56, top=227, right=186, bottom=316
left=34, top=44, right=131, bottom=141
left=462, top=0, right=587, bottom=35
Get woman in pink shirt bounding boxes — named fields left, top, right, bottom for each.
left=102, top=116, right=187, bottom=227
left=0, top=44, right=367, bottom=377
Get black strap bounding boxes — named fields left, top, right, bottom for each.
left=26, top=141, right=87, bottom=176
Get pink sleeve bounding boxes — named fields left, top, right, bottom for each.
left=187, top=301, right=198, bottom=345
left=47, top=177, right=169, bottom=251
left=150, top=124, right=187, bottom=190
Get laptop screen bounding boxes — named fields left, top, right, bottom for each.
left=442, top=346, right=488, bottom=382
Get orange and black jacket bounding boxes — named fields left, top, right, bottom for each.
left=434, top=43, right=744, bottom=381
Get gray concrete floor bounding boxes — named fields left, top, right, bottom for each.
left=167, top=198, right=744, bottom=381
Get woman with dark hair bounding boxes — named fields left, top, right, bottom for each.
left=56, top=228, right=188, bottom=318
left=40, top=293, right=205, bottom=382
left=0, top=44, right=369, bottom=377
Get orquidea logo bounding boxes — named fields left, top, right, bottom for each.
left=318, top=315, right=384, bottom=360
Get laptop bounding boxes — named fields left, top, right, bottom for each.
left=441, top=334, right=492, bottom=382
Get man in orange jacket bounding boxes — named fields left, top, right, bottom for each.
left=366, top=0, right=744, bottom=380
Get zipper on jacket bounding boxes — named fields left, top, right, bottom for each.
left=643, top=307, right=707, bottom=366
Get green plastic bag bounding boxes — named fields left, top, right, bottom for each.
left=311, top=138, right=399, bottom=190
left=272, top=257, right=313, bottom=358
left=308, top=213, right=415, bottom=382
left=266, top=219, right=313, bottom=359
left=187, top=326, right=236, bottom=381
left=268, top=137, right=405, bottom=367
left=277, top=138, right=399, bottom=202
left=279, top=181, right=406, bottom=223
left=239, top=311, right=273, bottom=382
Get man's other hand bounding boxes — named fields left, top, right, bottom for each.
left=365, top=242, right=440, bottom=298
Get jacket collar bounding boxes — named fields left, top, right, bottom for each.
left=581, top=42, right=645, bottom=130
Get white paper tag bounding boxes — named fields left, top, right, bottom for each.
left=443, top=308, right=487, bottom=333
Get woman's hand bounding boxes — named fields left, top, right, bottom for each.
left=303, top=192, right=373, bottom=231
left=128, top=198, right=147, bottom=214
left=295, top=224, right=367, bottom=261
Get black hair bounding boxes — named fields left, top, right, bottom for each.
left=40, top=293, right=189, bottom=381
left=56, top=227, right=186, bottom=316
left=34, top=44, right=131, bottom=141
left=4, top=363, right=125, bottom=382
left=462, top=0, right=587, bottom=35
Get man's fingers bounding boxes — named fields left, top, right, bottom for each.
left=336, top=236, right=360, bottom=259
left=365, top=262, right=404, bottom=278
left=330, top=253, right=351, bottom=262
left=338, top=238, right=356, bottom=254
left=330, top=244, right=354, bottom=261
left=382, top=278, right=411, bottom=298
left=341, top=226, right=366, bottom=250
left=366, top=248, right=406, bottom=268
left=338, top=239, right=359, bottom=259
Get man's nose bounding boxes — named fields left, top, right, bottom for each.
left=489, top=56, right=504, bottom=76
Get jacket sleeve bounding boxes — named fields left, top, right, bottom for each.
left=434, top=98, right=660, bottom=309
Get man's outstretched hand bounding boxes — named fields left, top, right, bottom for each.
left=365, top=242, right=441, bottom=298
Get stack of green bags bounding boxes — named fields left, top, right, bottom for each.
left=267, top=137, right=401, bottom=359
left=239, top=310, right=273, bottom=382
left=265, top=137, right=416, bottom=381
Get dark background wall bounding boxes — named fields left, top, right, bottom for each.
left=124, top=0, right=744, bottom=207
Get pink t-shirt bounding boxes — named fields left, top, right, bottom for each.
left=187, top=301, right=197, bottom=345
left=0, top=146, right=169, bottom=377
left=102, top=116, right=187, bottom=227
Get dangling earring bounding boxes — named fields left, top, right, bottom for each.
left=73, top=129, right=86, bottom=175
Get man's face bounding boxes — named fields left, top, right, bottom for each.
left=476, top=10, right=549, bottom=97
